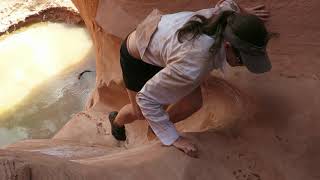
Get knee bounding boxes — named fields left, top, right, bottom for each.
left=130, top=104, right=145, bottom=120
left=194, top=99, right=203, bottom=112
left=133, top=110, right=144, bottom=120
left=191, top=96, right=203, bottom=113
left=188, top=87, right=203, bottom=113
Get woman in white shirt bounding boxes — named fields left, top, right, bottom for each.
left=109, top=0, right=271, bottom=157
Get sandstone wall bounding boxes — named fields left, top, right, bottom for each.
left=1, top=0, right=319, bottom=179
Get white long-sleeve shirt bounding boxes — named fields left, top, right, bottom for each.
left=135, top=0, right=240, bottom=145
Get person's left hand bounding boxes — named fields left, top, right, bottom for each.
left=244, top=5, right=270, bottom=22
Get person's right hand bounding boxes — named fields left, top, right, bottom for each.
left=244, top=5, right=270, bottom=22
left=173, top=136, right=198, bottom=158
left=216, top=0, right=227, bottom=6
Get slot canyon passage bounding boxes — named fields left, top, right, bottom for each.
left=0, top=0, right=319, bottom=179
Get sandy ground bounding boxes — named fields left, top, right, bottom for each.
left=1, top=0, right=320, bottom=179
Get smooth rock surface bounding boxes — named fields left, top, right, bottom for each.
left=1, top=0, right=319, bottom=180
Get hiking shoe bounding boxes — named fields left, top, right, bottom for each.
left=108, top=111, right=126, bottom=141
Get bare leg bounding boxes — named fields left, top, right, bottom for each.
left=113, top=89, right=143, bottom=127
left=167, top=86, right=203, bottom=123
left=112, top=104, right=137, bottom=126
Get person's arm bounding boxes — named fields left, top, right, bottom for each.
left=216, top=0, right=270, bottom=21
left=136, top=41, right=212, bottom=155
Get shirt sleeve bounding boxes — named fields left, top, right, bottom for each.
left=136, top=42, right=213, bottom=145
left=215, top=0, right=241, bottom=13
left=196, top=0, right=240, bottom=19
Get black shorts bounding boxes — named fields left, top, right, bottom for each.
left=120, top=37, right=163, bottom=92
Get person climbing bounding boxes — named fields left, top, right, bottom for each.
left=109, top=0, right=272, bottom=158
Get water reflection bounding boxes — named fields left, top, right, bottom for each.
left=0, top=22, right=95, bottom=146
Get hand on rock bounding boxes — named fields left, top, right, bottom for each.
left=216, top=0, right=227, bottom=6
left=173, top=136, right=199, bottom=158
left=244, top=5, right=270, bottom=22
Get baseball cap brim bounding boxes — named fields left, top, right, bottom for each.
left=240, top=50, right=272, bottom=74
left=223, top=26, right=272, bottom=74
